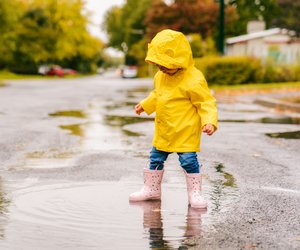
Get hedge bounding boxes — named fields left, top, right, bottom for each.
left=194, top=56, right=263, bottom=85
left=194, top=56, right=300, bottom=85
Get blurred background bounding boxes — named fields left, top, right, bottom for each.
left=0, top=0, right=299, bottom=83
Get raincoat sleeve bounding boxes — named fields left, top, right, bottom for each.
left=140, top=74, right=158, bottom=115
left=188, top=79, right=218, bottom=129
left=140, top=90, right=156, bottom=115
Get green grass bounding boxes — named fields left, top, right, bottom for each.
left=211, top=82, right=300, bottom=94
left=0, top=70, right=89, bottom=81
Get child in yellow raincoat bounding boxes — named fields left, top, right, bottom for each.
left=129, top=29, right=218, bottom=209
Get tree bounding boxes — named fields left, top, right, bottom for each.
left=102, top=0, right=151, bottom=65
left=0, top=0, right=25, bottom=68
left=1, top=0, right=103, bottom=73
left=144, top=0, right=237, bottom=39
left=271, top=0, right=300, bottom=35
left=103, top=0, right=152, bottom=52
left=187, top=34, right=217, bottom=57
left=227, top=0, right=279, bottom=36
left=102, top=6, right=124, bottom=51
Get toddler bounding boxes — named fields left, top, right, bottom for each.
left=129, top=29, right=218, bottom=209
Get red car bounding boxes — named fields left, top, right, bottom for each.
left=47, top=66, right=65, bottom=76
left=39, top=65, right=77, bottom=77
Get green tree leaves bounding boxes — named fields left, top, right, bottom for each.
left=0, top=0, right=103, bottom=73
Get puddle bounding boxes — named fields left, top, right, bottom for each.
left=0, top=181, right=205, bottom=249
left=49, top=110, right=87, bottom=119
left=29, top=106, right=136, bottom=170
left=122, top=129, right=144, bottom=137
left=220, top=108, right=262, bottom=113
left=208, top=163, right=238, bottom=213
left=26, top=151, right=72, bottom=159
left=23, top=150, right=75, bottom=169
left=59, top=124, right=83, bottom=136
left=0, top=173, right=239, bottom=250
left=105, top=101, right=136, bottom=111
left=280, top=96, right=300, bottom=104
left=219, top=116, right=300, bottom=125
left=215, top=163, right=236, bottom=188
left=126, top=87, right=152, bottom=98
left=104, top=115, right=153, bottom=127
left=266, top=131, right=300, bottom=139
left=259, top=117, right=300, bottom=124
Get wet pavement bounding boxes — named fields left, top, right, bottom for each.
left=0, top=72, right=299, bottom=249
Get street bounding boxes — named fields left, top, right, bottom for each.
left=0, top=73, right=299, bottom=250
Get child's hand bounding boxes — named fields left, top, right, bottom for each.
left=202, top=124, right=216, bottom=136
left=135, top=103, right=144, bottom=115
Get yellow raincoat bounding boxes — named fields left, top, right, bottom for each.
left=141, top=29, right=218, bottom=152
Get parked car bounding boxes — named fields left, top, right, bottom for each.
left=121, top=65, right=138, bottom=78
left=47, top=65, right=65, bottom=76
left=38, top=65, right=77, bottom=77
left=62, top=68, right=77, bottom=75
left=38, top=65, right=50, bottom=75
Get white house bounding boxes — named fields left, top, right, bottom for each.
left=225, top=21, right=300, bottom=64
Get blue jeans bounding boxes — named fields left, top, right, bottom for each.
left=149, top=147, right=200, bottom=173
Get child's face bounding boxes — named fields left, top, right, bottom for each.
left=157, top=65, right=180, bottom=76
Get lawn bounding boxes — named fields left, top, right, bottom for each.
left=0, top=70, right=86, bottom=81
left=211, top=82, right=300, bottom=95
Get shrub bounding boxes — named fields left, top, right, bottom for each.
left=188, top=34, right=217, bottom=58
left=9, top=64, right=38, bottom=74
left=263, top=63, right=300, bottom=83
left=194, top=56, right=263, bottom=85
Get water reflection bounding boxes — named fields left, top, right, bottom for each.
left=126, top=87, right=152, bottom=98
left=49, top=110, right=87, bottom=118
left=105, top=101, right=137, bottom=111
left=49, top=106, right=129, bottom=152
left=104, top=115, right=153, bottom=127
left=219, top=116, right=300, bottom=124
left=266, top=130, right=300, bottom=139
left=130, top=200, right=206, bottom=249
left=59, top=124, right=83, bottom=136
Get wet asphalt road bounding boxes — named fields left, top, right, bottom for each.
left=0, top=73, right=299, bottom=250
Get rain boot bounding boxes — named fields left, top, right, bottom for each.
left=129, top=169, right=164, bottom=201
left=185, top=172, right=207, bottom=209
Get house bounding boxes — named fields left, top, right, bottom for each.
left=226, top=21, right=300, bottom=64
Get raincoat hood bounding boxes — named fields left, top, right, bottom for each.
left=145, top=29, right=194, bottom=69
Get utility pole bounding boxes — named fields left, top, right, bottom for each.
left=218, top=0, right=225, bottom=55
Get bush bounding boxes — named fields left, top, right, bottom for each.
left=194, top=56, right=263, bottom=85
left=9, top=64, right=38, bottom=74
left=188, top=34, right=217, bottom=58
left=263, top=63, right=300, bottom=83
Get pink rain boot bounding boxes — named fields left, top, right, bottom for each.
left=129, top=169, right=164, bottom=201
left=185, top=172, right=207, bottom=209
